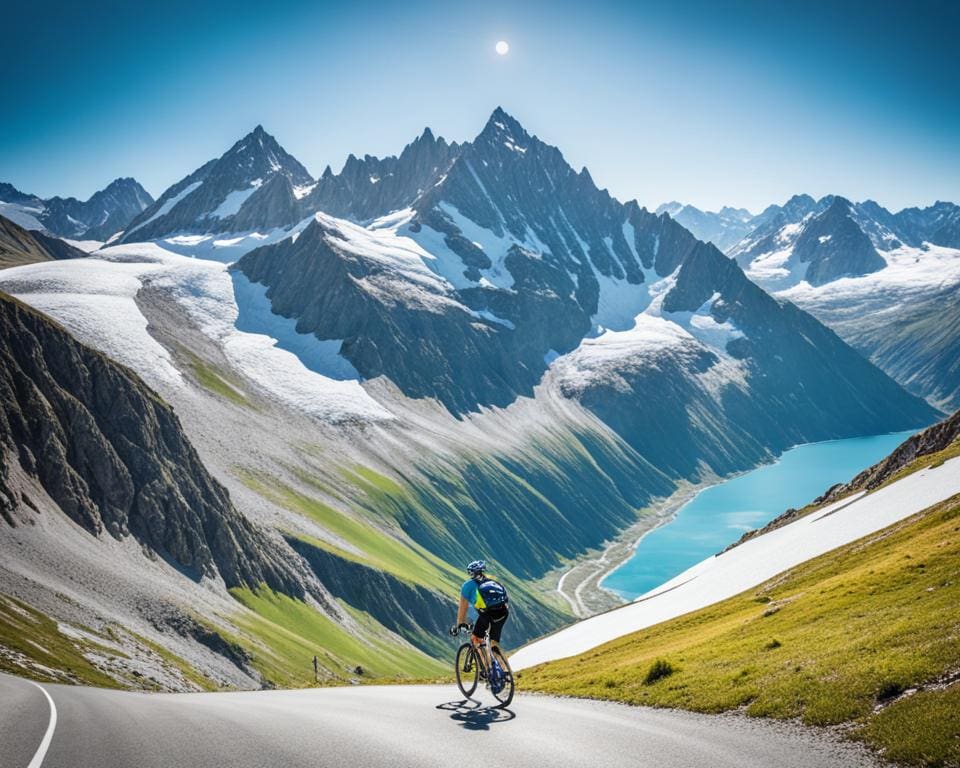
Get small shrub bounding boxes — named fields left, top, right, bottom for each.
left=643, top=659, right=676, bottom=685
left=877, top=680, right=904, bottom=701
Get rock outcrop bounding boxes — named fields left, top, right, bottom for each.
left=0, top=292, right=303, bottom=595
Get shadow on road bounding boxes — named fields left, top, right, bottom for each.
left=436, top=699, right=516, bottom=730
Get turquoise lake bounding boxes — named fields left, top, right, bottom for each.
left=602, top=430, right=917, bottom=600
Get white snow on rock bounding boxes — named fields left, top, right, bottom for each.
left=62, top=238, right=105, bottom=253
left=777, top=243, right=960, bottom=312
left=468, top=308, right=515, bottom=329
left=404, top=203, right=521, bottom=291
left=0, top=201, right=46, bottom=230
left=0, top=239, right=393, bottom=422
left=159, top=218, right=313, bottom=264
left=125, top=181, right=203, bottom=236
left=0, top=256, right=183, bottom=387
left=317, top=211, right=477, bottom=315
left=552, top=314, right=696, bottom=390
left=511, top=455, right=960, bottom=670
left=743, top=245, right=810, bottom=290
left=592, top=261, right=672, bottom=333
left=205, top=179, right=262, bottom=219
left=292, top=182, right=317, bottom=200
left=742, top=241, right=960, bottom=347
left=664, top=292, right=744, bottom=351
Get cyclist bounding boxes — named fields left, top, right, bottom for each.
left=450, top=559, right=509, bottom=682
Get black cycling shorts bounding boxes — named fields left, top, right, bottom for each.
left=473, top=606, right=509, bottom=643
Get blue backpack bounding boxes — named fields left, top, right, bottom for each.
left=478, top=578, right=508, bottom=609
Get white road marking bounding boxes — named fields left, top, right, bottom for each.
left=26, top=681, right=57, bottom=768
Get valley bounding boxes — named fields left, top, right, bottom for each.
left=4, top=5, right=958, bottom=767
left=0, top=110, right=951, bottom=710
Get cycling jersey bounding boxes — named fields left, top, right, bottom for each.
left=461, top=577, right=508, bottom=612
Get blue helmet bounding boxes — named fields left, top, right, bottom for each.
left=467, top=560, right=486, bottom=577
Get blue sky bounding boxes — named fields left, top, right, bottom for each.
left=2, top=0, right=957, bottom=212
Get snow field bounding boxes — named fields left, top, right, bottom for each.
left=0, top=237, right=393, bottom=422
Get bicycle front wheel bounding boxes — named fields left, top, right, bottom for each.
left=491, top=647, right=515, bottom=708
left=455, top=642, right=479, bottom=698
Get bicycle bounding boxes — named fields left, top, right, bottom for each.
left=452, top=623, right=515, bottom=707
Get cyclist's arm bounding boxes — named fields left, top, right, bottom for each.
left=456, top=595, right=469, bottom=625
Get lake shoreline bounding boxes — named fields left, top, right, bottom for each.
left=552, top=480, right=711, bottom=617
left=555, top=429, right=918, bottom=615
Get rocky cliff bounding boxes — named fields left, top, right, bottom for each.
left=0, top=292, right=303, bottom=595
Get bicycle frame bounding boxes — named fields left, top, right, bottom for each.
left=452, top=624, right=514, bottom=707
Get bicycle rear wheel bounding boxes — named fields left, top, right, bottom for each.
left=455, top=642, right=479, bottom=698
left=490, top=647, right=515, bottom=708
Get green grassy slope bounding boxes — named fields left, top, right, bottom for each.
left=0, top=594, right=223, bottom=690
left=235, top=463, right=572, bottom=652
left=522, top=485, right=960, bottom=766
left=213, top=417, right=678, bottom=682
left=0, top=595, right=124, bottom=688
left=225, top=587, right=445, bottom=686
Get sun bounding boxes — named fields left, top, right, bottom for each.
left=495, top=40, right=509, bottom=56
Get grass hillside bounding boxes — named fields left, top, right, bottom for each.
left=521, top=443, right=960, bottom=767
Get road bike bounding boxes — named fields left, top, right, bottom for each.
left=452, top=623, right=514, bottom=707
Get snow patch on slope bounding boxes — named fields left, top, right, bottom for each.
left=552, top=313, right=696, bottom=390
left=0, top=201, right=45, bottom=230
left=62, top=238, right=105, bottom=253
left=206, top=179, right=262, bottom=219
left=159, top=218, right=313, bottom=264
left=0, top=240, right=392, bottom=422
left=779, top=243, right=960, bottom=308
left=0, top=255, right=182, bottom=387
left=664, top=292, right=745, bottom=351
left=126, top=181, right=203, bottom=237
left=315, top=211, right=465, bottom=313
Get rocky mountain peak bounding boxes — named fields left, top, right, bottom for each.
left=782, top=193, right=820, bottom=218
left=296, top=125, right=460, bottom=223
left=823, top=195, right=853, bottom=215
left=0, top=182, right=35, bottom=204
left=120, top=126, right=313, bottom=241
left=475, top=107, right=534, bottom=153
left=221, top=125, right=312, bottom=186
left=0, top=177, right=154, bottom=241
left=656, top=201, right=685, bottom=217
left=791, top=196, right=885, bottom=286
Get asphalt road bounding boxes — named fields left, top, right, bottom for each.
left=1, top=672, right=880, bottom=768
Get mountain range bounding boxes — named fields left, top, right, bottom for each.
left=694, top=194, right=960, bottom=410
left=0, top=178, right=153, bottom=241
left=664, top=194, right=960, bottom=259
left=0, top=107, right=948, bottom=690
